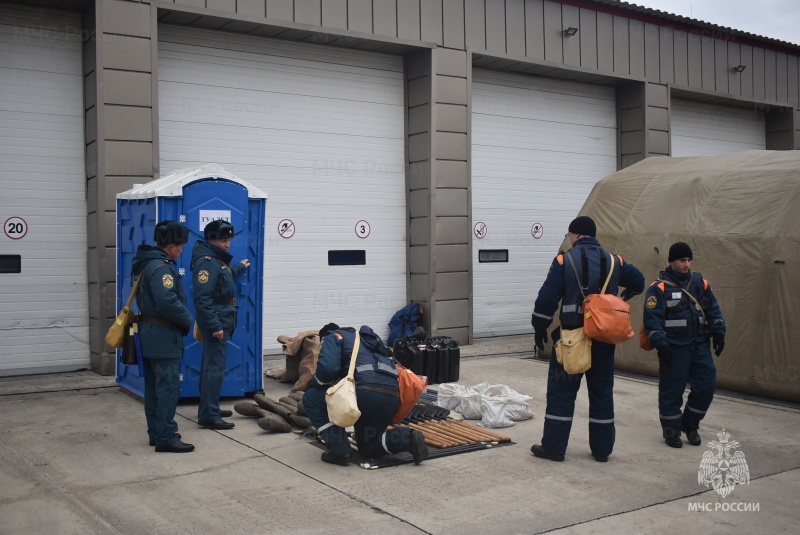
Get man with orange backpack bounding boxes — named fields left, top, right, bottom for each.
left=530, top=216, right=644, bottom=463
left=642, top=242, right=726, bottom=448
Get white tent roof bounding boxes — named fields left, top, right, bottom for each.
left=116, top=163, right=268, bottom=200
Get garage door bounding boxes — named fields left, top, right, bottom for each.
left=158, top=26, right=407, bottom=354
left=471, top=70, right=617, bottom=338
left=0, top=6, right=89, bottom=375
left=671, top=100, right=765, bottom=156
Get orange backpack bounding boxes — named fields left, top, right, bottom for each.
left=391, top=365, right=424, bottom=424
left=567, top=252, right=635, bottom=345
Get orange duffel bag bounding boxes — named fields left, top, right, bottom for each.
left=567, top=252, right=635, bottom=345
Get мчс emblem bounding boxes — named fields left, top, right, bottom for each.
left=698, top=429, right=750, bottom=498
left=162, top=274, right=174, bottom=288
left=646, top=296, right=658, bottom=309
left=198, top=270, right=209, bottom=284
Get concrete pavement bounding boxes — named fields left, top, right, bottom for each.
left=1, top=335, right=798, bottom=534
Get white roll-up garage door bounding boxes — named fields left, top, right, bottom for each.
left=158, top=26, right=407, bottom=354
left=471, top=70, right=617, bottom=338
left=671, top=100, right=765, bottom=156
left=0, top=6, right=89, bottom=375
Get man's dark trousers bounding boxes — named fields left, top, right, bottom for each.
left=144, top=357, right=181, bottom=447
left=658, top=342, right=716, bottom=433
left=198, top=336, right=228, bottom=424
left=541, top=340, right=616, bottom=457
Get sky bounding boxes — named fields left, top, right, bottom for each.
left=624, top=0, right=800, bottom=45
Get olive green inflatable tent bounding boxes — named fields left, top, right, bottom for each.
left=573, top=150, right=800, bottom=403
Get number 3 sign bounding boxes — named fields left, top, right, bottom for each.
left=355, top=220, right=371, bottom=238
left=5, top=217, right=28, bottom=240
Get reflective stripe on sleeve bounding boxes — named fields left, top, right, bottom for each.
left=562, top=304, right=578, bottom=313
left=532, top=311, right=553, bottom=320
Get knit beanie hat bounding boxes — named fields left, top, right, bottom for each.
left=668, top=242, right=693, bottom=262
left=568, top=216, right=596, bottom=237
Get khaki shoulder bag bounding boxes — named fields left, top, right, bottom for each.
left=105, top=273, right=143, bottom=348
left=325, top=332, right=362, bottom=427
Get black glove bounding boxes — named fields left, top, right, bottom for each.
left=620, top=288, right=637, bottom=301
left=534, top=330, right=548, bottom=351
left=712, top=334, right=725, bottom=357
left=657, top=346, right=673, bottom=364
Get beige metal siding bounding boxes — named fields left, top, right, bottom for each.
left=562, top=4, right=580, bottom=66
left=486, top=2, right=506, bottom=53
left=420, top=0, right=443, bottom=45
left=443, top=0, right=465, bottom=49
left=628, top=19, right=644, bottom=77
left=579, top=8, right=598, bottom=70
left=543, top=1, right=562, bottom=63
left=525, top=0, right=545, bottom=60
left=464, top=0, right=485, bottom=50
left=596, top=11, right=613, bottom=71
left=505, top=0, right=525, bottom=57
left=659, top=27, right=674, bottom=84
left=613, top=15, right=629, bottom=75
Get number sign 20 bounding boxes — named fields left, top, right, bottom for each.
left=5, top=217, right=28, bottom=240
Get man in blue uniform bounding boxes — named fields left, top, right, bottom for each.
left=530, top=216, right=644, bottom=462
left=303, top=323, right=428, bottom=466
left=192, top=220, right=250, bottom=430
left=642, top=242, right=726, bottom=448
left=132, top=220, right=195, bottom=453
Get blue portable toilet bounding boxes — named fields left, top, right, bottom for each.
left=115, top=164, right=266, bottom=398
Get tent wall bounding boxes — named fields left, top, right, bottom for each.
left=578, top=151, right=800, bottom=403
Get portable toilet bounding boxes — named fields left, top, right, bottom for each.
left=115, top=164, right=266, bottom=398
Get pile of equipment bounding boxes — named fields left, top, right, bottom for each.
left=392, top=329, right=460, bottom=384
left=234, top=392, right=312, bottom=432
left=362, top=405, right=511, bottom=469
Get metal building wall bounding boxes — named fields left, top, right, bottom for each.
left=4, top=0, right=797, bottom=372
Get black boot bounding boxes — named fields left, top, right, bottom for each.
left=321, top=451, right=352, bottom=466
left=530, top=444, right=565, bottom=462
left=663, top=428, right=682, bottom=448
left=682, top=425, right=701, bottom=446
left=409, top=429, right=429, bottom=465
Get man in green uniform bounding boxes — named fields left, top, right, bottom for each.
left=132, top=220, right=195, bottom=453
left=192, top=220, right=250, bottom=429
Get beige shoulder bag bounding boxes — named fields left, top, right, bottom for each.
left=325, top=331, right=362, bottom=427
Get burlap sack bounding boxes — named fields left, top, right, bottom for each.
left=276, top=330, right=320, bottom=392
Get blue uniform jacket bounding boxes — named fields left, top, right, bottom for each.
left=312, top=326, right=399, bottom=390
left=131, top=245, right=193, bottom=359
left=532, top=237, right=645, bottom=334
left=191, top=240, right=246, bottom=336
left=642, top=267, right=725, bottom=349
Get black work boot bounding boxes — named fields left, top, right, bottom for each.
left=321, top=451, right=352, bottom=466
left=682, top=426, right=702, bottom=446
left=663, top=428, right=682, bottom=448
left=530, top=444, right=565, bottom=462
left=409, top=429, right=429, bottom=465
